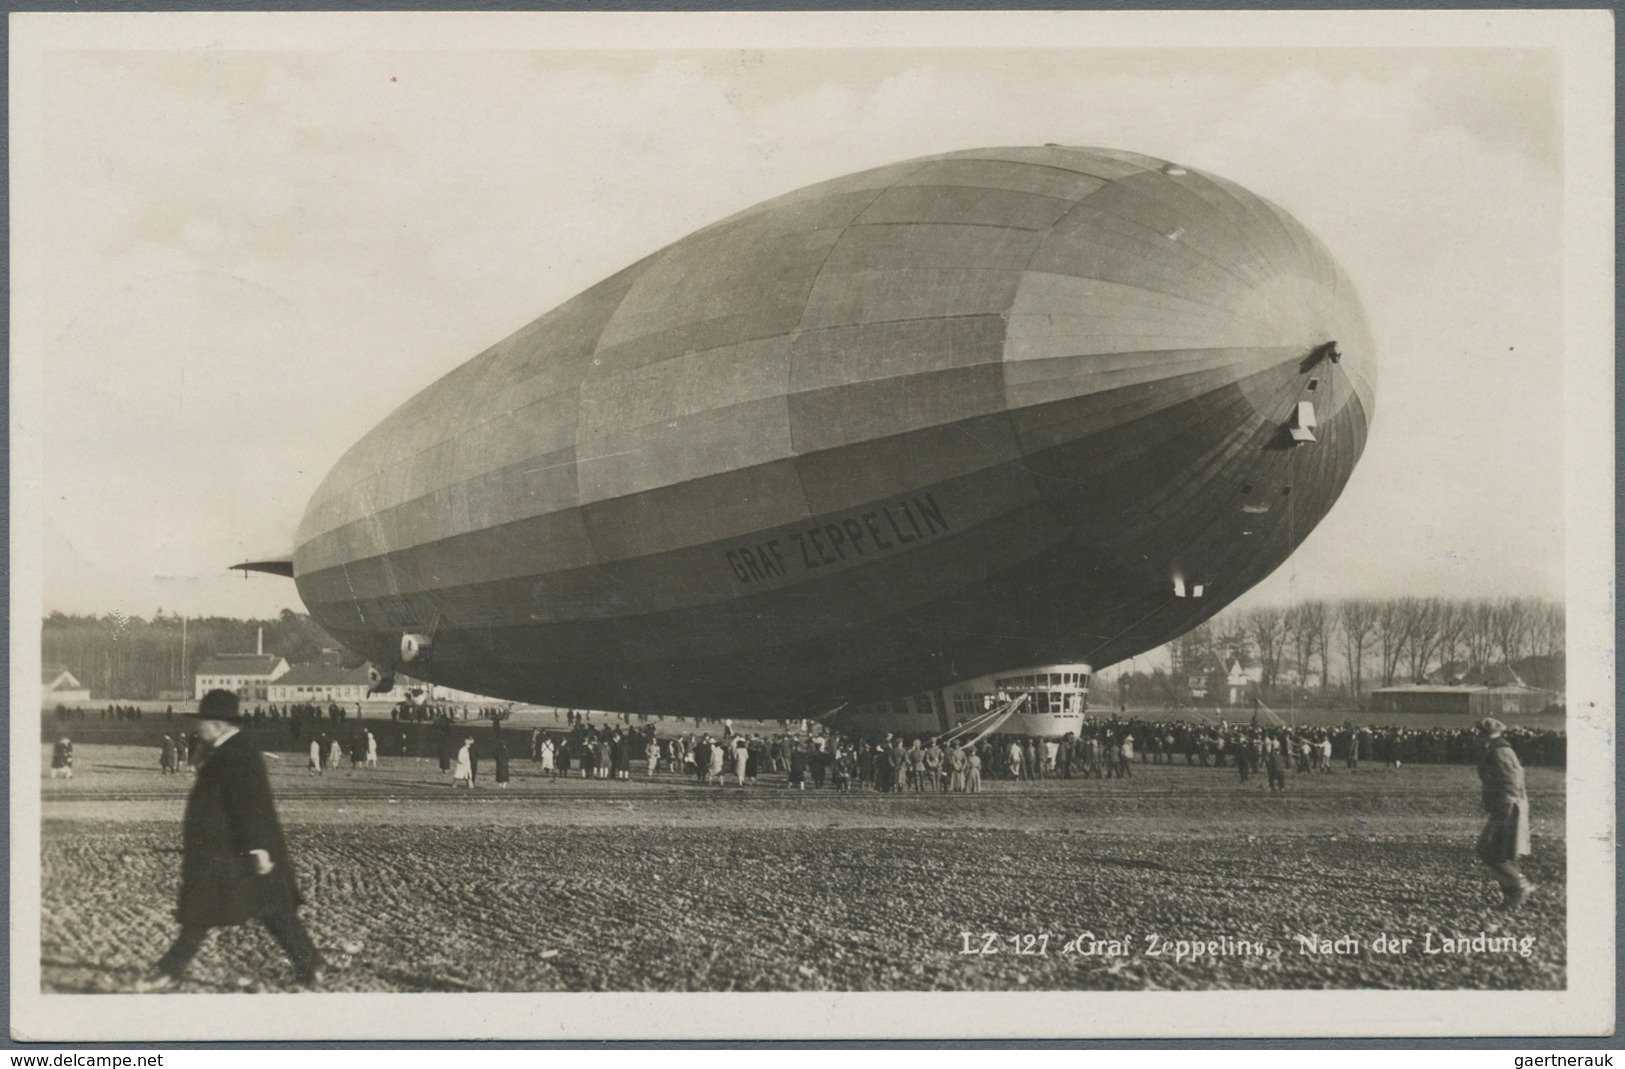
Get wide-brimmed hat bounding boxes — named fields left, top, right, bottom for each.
left=1476, top=717, right=1507, bottom=736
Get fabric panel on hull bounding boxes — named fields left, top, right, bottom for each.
left=852, top=184, right=1076, bottom=231
left=785, top=315, right=1007, bottom=394
left=817, top=222, right=1045, bottom=275
left=893, top=157, right=1111, bottom=201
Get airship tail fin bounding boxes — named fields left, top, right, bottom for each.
left=231, top=559, right=294, bottom=578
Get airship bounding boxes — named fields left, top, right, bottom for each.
left=265, top=145, right=1376, bottom=721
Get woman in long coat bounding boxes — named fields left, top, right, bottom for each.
left=452, top=738, right=473, bottom=787
left=494, top=738, right=511, bottom=788
left=610, top=731, right=630, bottom=780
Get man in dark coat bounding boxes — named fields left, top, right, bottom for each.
left=1476, top=718, right=1536, bottom=909
left=142, top=690, right=323, bottom=989
left=494, top=737, right=511, bottom=788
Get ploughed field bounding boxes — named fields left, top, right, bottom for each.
left=40, top=745, right=1565, bottom=993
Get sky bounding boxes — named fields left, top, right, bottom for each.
left=21, top=21, right=1578, bottom=625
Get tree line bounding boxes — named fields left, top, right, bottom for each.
left=1139, top=595, right=1563, bottom=708
left=42, top=609, right=341, bottom=700
left=44, top=595, right=1564, bottom=707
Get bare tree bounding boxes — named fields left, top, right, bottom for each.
left=1242, top=606, right=1288, bottom=692
left=1402, top=597, right=1445, bottom=683
left=1216, top=614, right=1251, bottom=664
left=1462, top=599, right=1498, bottom=669
left=1490, top=596, right=1532, bottom=665
left=1434, top=599, right=1469, bottom=674
left=1527, top=599, right=1565, bottom=660
left=1373, top=598, right=1410, bottom=687
left=1287, top=600, right=1330, bottom=694
left=1338, top=599, right=1377, bottom=701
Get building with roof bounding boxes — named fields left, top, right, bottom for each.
left=1425, top=662, right=1526, bottom=688
left=1181, top=652, right=1263, bottom=705
left=194, top=653, right=290, bottom=702
left=1368, top=682, right=1557, bottom=718
left=42, top=665, right=90, bottom=705
left=267, top=663, right=391, bottom=704
left=1222, top=656, right=1266, bottom=704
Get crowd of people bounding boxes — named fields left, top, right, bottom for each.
left=389, top=701, right=510, bottom=724
left=49, top=707, right=1566, bottom=793
left=53, top=703, right=148, bottom=722
left=406, top=717, right=1561, bottom=793
left=480, top=716, right=1568, bottom=793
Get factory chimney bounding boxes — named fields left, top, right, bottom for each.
left=257, top=626, right=263, bottom=656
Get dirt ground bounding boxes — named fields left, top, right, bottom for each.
left=38, top=744, right=1565, bottom=993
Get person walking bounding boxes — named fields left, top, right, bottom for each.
left=50, top=737, right=74, bottom=780
left=692, top=736, right=710, bottom=785
left=1265, top=743, right=1287, bottom=793
left=1476, top=718, right=1536, bottom=909
left=947, top=745, right=967, bottom=793
left=161, top=736, right=178, bottom=776
left=788, top=741, right=808, bottom=789
left=707, top=737, right=725, bottom=785
left=887, top=738, right=907, bottom=793
left=140, top=690, right=324, bottom=990
left=365, top=730, right=378, bottom=769
left=494, top=737, right=511, bottom=789
left=453, top=737, right=473, bottom=787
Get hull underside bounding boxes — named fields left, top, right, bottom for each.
left=298, top=354, right=1367, bottom=718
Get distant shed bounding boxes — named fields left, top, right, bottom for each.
left=1369, top=683, right=1555, bottom=717
left=42, top=665, right=91, bottom=705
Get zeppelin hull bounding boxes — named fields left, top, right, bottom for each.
left=293, top=146, right=1376, bottom=718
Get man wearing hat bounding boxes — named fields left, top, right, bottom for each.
left=1475, top=718, right=1536, bottom=909
left=142, top=689, right=323, bottom=989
